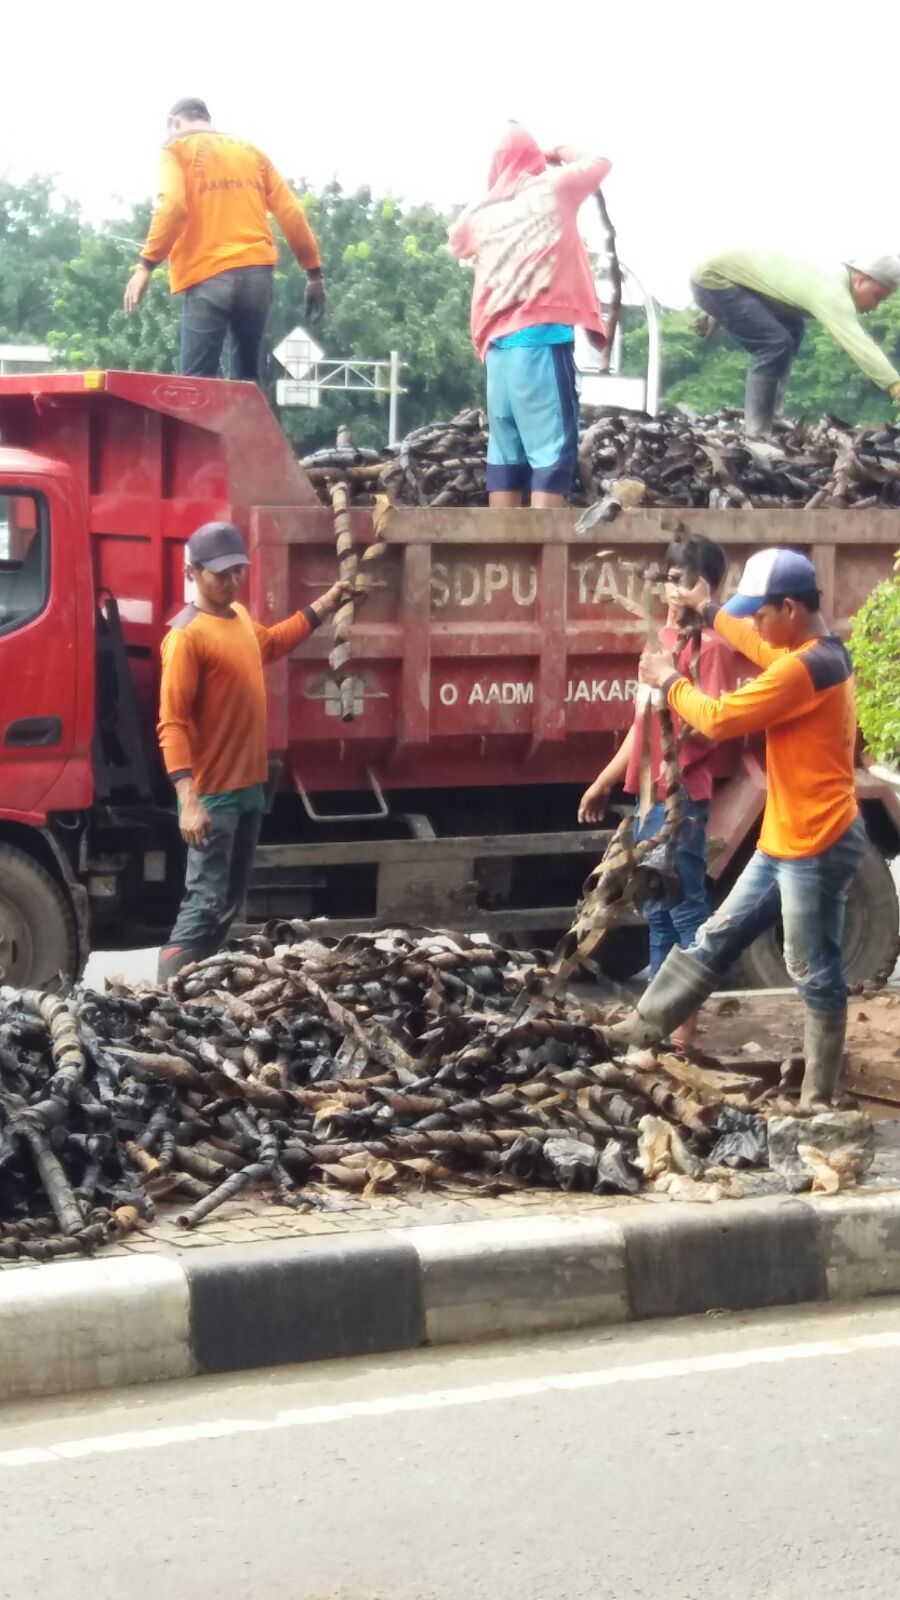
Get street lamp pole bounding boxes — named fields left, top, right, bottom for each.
left=388, top=350, right=401, bottom=444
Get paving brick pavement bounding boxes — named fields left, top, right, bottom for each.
left=5, top=965, right=898, bottom=1275
left=0, top=1184, right=646, bottom=1271
left=5, top=1116, right=900, bottom=1273
left=118, top=1184, right=640, bottom=1252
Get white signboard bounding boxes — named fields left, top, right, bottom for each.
left=273, top=327, right=325, bottom=381
left=275, top=379, right=321, bottom=409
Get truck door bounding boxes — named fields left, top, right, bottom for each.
left=0, top=485, right=79, bottom=815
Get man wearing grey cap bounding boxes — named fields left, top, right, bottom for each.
left=156, top=521, right=351, bottom=982
left=691, top=248, right=900, bottom=437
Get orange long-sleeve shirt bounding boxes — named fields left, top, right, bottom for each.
left=665, top=610, right=858, bottom=859
left=141, top=131, right=322, bottom=294
left=158, top=602, right=319, bottom=795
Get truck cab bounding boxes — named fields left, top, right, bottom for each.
left=0, top=370, right=319, bottom=982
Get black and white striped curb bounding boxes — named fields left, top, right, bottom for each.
left=3, top=1191, right=900, bottom=1404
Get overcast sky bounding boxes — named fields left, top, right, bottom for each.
left=6, top=0, right=900, bottom=306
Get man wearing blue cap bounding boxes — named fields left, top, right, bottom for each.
left=156, top=521, right=351, bottom=981
left=608, top=546, right=867, bottom=1110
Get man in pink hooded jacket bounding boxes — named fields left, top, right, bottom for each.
left=449, top=125, right=611, bottom=508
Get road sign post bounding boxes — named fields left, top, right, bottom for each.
left=273, top=328, right=407, bottom=443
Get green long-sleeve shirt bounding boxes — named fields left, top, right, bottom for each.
left=692, top=250, right=899, bottom=391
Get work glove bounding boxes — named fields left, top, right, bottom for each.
left=889, top=380, right=900, bottom=403
left=692, top=311, right=718, bottom=339
left=305, top=271, right=326, bottom=324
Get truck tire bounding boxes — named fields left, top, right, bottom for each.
left=0, top=843, right=78, bottom=989
left=730, top=845, right=899, bottom=990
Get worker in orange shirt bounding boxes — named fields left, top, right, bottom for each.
left=124, top=97, right=324, bottom=383
left=156, top=521, right=351, bottom=983
left=607, top=548, right=867, bottom=1111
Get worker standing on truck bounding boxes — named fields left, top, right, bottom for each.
left=608, top=548, right=867, bottom=1110
left=578, top=534, right=737, bottom=1050
left=448, top=125, right=611, bottom=508
left=691, top=249, right=900, bottom=438
left=124, top=97, right=325, bottom=383
left=156, top=521, right=351, bottom=983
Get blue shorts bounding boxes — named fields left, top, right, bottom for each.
left=485, top=342, right=579, bottom=497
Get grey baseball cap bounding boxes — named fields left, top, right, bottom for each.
left=186, top=521, right=250, bottom=573
left=169, top=97, right=211, bottom=121
left=846, top=254, right=900, bottom=290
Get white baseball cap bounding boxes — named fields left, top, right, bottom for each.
left=724, top=548, right=819, bottom=617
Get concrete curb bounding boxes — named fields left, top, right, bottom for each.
left=4, top=1191, right=900, bottom=1403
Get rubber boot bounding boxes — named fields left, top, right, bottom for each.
left=156, top=944, right=203, bottom=984
left=604, top=946, right=719, bottom=1050
left=743, top=369, right=778, bottom=439
left=799, top=1008, right=847, bottom=1110
left=773, top=377, right=788, bottom=421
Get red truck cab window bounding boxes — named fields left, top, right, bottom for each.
left=0, top=492, right=48, bottom=638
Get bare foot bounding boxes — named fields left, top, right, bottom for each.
left=670, top=1010, right=701, bottom=1053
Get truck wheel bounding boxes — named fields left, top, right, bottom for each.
left=0, top=843, right=78, bottom=989
left=730, top=845, right=899, bottom=990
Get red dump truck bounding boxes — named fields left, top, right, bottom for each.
left=0, top=370, right=897, bottom=988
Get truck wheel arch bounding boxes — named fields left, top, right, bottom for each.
left=0, top=822, right=87, bottom=984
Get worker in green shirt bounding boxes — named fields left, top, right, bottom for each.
left=691, top=250, right=900, bottom=437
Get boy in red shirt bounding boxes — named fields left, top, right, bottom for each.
left=579, top=534, right=736, bottom=1044
left=610, top=547, right=865, bottom=1108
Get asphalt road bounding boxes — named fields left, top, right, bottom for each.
left=3, top=1298, right=900, bottom=1600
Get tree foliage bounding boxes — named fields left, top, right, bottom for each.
left=4, top=173, right=484, bottom=448
left=848, top=552, right=900, bottom=766
left=270, top=182, right=481, bottom=449
left=0, top=177, right=82, bottom=342
left=49, top=201, right=180, bottom=373
left=4, top=171, right=900, bottom=449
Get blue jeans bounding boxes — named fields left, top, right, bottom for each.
left=179, top=265, right=275, bottom=383
left=636, top=798, right=710, bottom=976
left=687, top=816, right=867, bottom=1013
left=691, top=281, right=805, bottom=380
left=169, top=806, right=263, bottom=952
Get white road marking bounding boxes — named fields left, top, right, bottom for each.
left=3, top=1327, right=900, bottom=1468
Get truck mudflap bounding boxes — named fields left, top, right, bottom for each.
left=38, top=825, right=91, bottom=970
left=857, top=757, right=900, bottom=835
left=706, top=752, right=768, bottom=879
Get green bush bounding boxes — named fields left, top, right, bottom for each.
left=849, top=553, right=900, bottom=766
